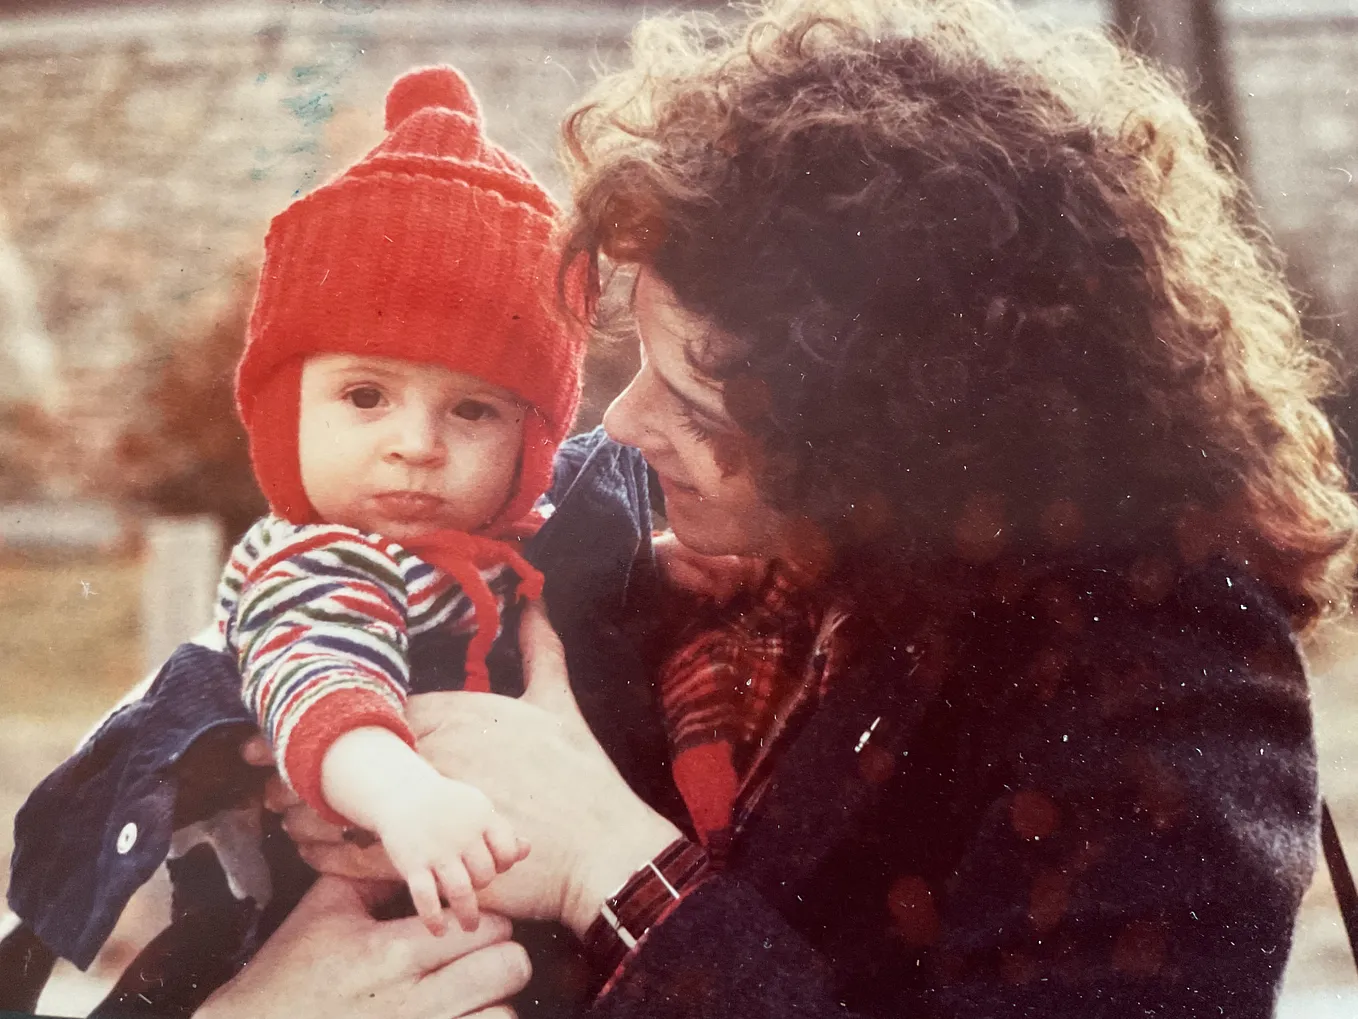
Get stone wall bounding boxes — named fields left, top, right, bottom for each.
left=0, top=1, right=645, bottom=495
left=1, top=0, right=1356, bottom=496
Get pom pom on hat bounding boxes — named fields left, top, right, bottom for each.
left=385, top=65, right=481, bottom=130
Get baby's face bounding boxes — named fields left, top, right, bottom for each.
left=298, top=353, right=525, bottom=541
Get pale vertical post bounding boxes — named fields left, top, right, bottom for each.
left=1109, top=0, right=1244, bottom=164
left=141, top=515, right=224, bottom=673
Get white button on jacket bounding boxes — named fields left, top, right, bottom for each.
left=115, top=822, right=137, bottom=855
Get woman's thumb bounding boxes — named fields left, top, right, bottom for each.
left=296, top=874, right=369, bottom=920
left=518, top=600, right=582, bottom=721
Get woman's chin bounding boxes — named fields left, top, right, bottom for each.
left=666, top=509, right=751, bottom=559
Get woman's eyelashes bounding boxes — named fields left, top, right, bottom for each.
left=677, top=402, right=716, bottom=445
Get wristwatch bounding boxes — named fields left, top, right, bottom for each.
left=582, top=837, right=712, bottom=980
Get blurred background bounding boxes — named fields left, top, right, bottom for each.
left=0, top=0, right=1356, bottom=1014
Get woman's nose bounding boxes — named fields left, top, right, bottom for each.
left=603, top=371, right=660, bottom=453
left=384, top=407, right=446, bottom=466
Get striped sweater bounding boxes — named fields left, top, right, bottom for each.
left=215, top=515, right=517, bottom=822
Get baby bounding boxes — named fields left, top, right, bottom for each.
left=221, top=63, right=583, bottom=934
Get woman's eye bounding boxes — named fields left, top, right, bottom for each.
left=677, top=403, right=715, bottom=445
left=346, top=387, right=383, bottom=410
left=453, top=400, right=497, bottom=422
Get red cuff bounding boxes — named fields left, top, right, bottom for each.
left=280, top=689, right=416, bottom=826
left=671, top=742, right=737, bottom=843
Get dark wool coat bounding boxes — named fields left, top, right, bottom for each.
left=592, top=552, right=1319, bottom=1019
left=7, top=430, right=1318, bottom=1019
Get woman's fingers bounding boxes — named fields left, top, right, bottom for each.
left=517, top=601, right=590, bottom=740
left=240, top=734, right=274, bottom=768
left=279, top=802, right=400, bottom=881
left=263, top=774, right=301, bottom=813
left=392, top=912, right=513, bottom=977
left=197, top=875, right=525, bottom=1019
left=412, top=941, right=531, bottom=1019
left=517, top=601, right=568, bottom=689
left=279, top=801, right=343, bottom=841
left=298, top=840, right=402, bottom=882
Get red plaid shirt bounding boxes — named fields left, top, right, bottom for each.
left=658, top=565, right=852, bottom=860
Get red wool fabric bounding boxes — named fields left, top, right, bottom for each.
left=281, top=686, right=419, bottom=827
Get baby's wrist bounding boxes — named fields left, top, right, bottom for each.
left=320, top=725, right=432, bottom=828
left=366, top=767, right=479, bottom=831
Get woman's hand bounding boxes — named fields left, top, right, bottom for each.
left=653, top=528, right=768, bottom=604
left=195, top=875, right=529, bottom=1019
left=407, top=601, right=681, bottom=937
left=248, top=602, right=682, bottom=936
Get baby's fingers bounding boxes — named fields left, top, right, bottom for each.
left=484, top=815, right=529, bottom=872
left=408, top=869, right=447, bottom=936
left=463, top=841, right=497, bottom=890
left=436, top=862, right=480, bottom=933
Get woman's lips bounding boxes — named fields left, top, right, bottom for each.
left=371, top=492, right=449, bottom=520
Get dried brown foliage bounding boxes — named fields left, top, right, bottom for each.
left=96, top=267, right=265, bottom=540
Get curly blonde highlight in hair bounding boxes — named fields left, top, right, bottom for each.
left=563, top=0, right=1358, bottom=630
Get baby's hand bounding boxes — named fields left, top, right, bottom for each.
left=368, top=774, right=528, bottom=935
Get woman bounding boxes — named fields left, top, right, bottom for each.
left=208, top=0, right=1357, bottom=1015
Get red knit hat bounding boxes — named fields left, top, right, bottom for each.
left=236, top=65, right=585, bottom=536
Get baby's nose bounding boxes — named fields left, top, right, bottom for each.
left=385, top=410, right=446, bottom=465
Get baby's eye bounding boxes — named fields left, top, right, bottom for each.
left=346, top=386, right=383, bottom=410
left=453, top=400, right=498, bottom=422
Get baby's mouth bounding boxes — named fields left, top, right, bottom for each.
left=371, top=491, right=449, bottom=521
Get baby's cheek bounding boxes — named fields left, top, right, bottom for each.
left=451, top=439, right=520, bottom=515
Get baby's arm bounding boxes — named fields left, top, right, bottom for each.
left=229, top=526, right=416, bottom=818
left=228, top=524, right=524, bottom=931
left=320, top=727, right=526, bottom=933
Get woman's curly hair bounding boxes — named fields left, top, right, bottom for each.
left=561, top=0, right=1358, bottom=630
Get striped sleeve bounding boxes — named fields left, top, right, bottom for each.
left=226, top=520, right=420, bottom=823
